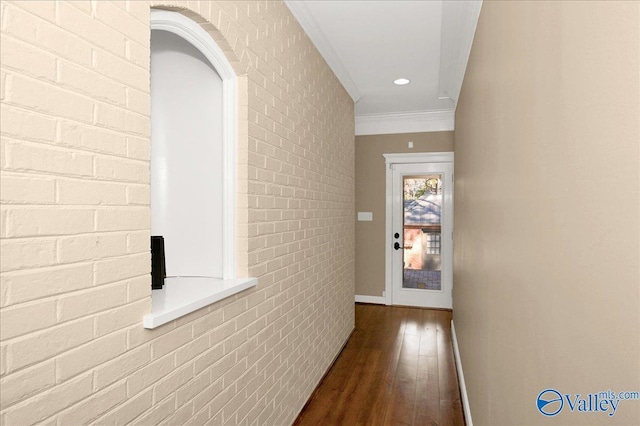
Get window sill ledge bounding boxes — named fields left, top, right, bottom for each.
left=143, top=276, right=258, bottom=329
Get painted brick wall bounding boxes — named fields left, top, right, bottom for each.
left=0, top=1, right=355, bottom=425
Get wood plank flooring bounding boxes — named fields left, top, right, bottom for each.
left=294, top=304, right=465, bottom=426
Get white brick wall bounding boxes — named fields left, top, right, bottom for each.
left=0, top=1, right=354, bottom=425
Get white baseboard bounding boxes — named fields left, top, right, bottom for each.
left=451, top=320, right=473, bottom=426
left=354, top=295, right=386, bottom=304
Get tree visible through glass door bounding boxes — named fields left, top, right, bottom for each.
left=403, top=175, right=442, bottom=291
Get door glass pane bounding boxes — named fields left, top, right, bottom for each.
left=403, top=175, right=442, bottom=290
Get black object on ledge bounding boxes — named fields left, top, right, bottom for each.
left=151, top=236, right=166, bottom=290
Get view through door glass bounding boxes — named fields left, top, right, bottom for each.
left=403, top=175, right=442, bottom=290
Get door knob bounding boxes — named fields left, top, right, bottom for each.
left=394, top=242, right=402, bottom=250
left=394, top=232, right=400, bottom=239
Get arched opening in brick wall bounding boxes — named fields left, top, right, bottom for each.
left=150, top=9, right=237, bottom=281
left=145, top=9, right=256, bottom=329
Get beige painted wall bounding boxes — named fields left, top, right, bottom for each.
left=454, top=1, right=639, bottom=424
left=355, top=132, right=453, bottom=297
left=0, top=1, right=355, bottom=424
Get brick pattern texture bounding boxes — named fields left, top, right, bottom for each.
left=0, top=1, right=355, bottom=425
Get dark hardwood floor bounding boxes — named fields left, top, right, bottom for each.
left=294, top=304, right=465, bottom=426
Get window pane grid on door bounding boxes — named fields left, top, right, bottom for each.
left=424, top=231, right=441, bottom=254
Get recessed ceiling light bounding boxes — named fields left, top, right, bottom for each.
left=394, top=78, right=410, bottom=86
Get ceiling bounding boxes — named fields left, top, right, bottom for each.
left=284, top=0, right=482, bottom=135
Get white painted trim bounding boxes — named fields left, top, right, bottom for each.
left=383, top=152, right=454, bottom=165
left=451, top=320, right=473, bottom=426
left=438, top=1, right=483, bottom=105
left=384, top=160, right=394, bottom=306
left=284, top=1, right=361, bottom=102
left=151, top=9, right=237, bottom=280
left=356, top=110, right=454, bottom=136
left=143, top=277, right=258, bottom=329
left=151, top=10, right=235, bottom=81
left=221, top=78, right=237, bottom=280
left=355, top=295, right=386, bottom=305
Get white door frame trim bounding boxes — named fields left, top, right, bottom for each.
left=383, top=152, right=454, bottom=305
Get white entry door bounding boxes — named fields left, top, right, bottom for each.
left=385, top=154, right=454, bottom=309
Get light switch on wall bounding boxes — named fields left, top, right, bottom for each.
left=357, top=212, right=373, bottom=221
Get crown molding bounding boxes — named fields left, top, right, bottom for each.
left=438, top=0, right=483, bottom=104
left=355, top=110, right=455, bottom=136
left=284, top=0, right=361, bottom=102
